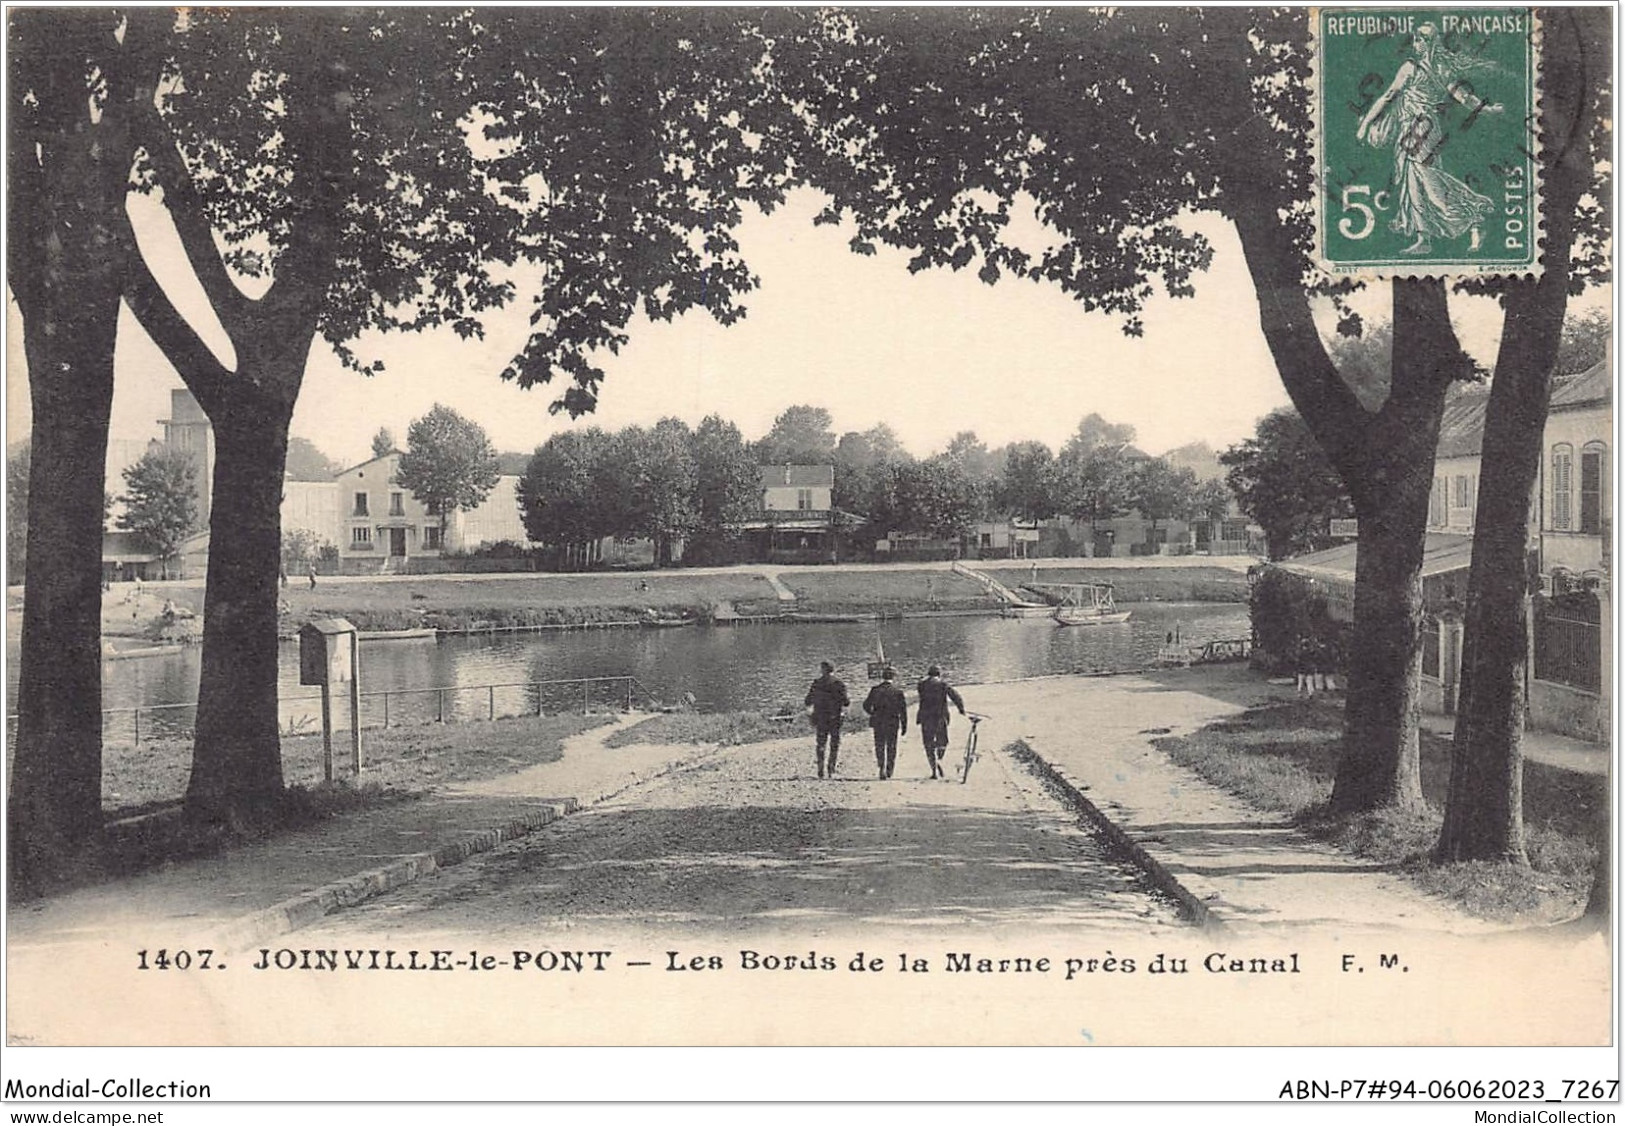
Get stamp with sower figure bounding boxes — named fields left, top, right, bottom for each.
left=1315, top=8, right=1540, bottom=277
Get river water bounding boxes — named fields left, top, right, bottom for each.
left=11, top=602, right=1250, bottom=740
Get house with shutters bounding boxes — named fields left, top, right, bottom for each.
left=1270, top=356, right=1611, bottom=740
left=1540, top=357, right=1611, bottom=591
left=334, top=449, right=440, bottom=571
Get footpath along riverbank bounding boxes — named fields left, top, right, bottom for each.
left=71, top=556, right=1253, bottom=639
left=8, top=662, right=1609, bottom=1045
left=10, top=663, right=1601, bottom=958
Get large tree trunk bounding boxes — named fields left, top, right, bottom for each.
left=9, top=301, right=120, bottom=892
left=6, top=11, right=146, bottom=895
left=124, top=44, right=347, bottom=828
left=1229, top=208, right=1433, bottom=815
left=1436, top=10, right=1605, bottom=866
left=1231, top=209, right=1459, bottom=815
left=184, top=397, right=296, bottom=824
left=1433, top=364, right=1544, bottom=862
left=1330, top=510, right=1428, bottom=812
left=1326, top=281, right=1458, bottom=813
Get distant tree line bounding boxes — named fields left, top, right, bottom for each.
left=516, top=403, right=1237, bottom=567
left=519, top=416, right=760, bottom=567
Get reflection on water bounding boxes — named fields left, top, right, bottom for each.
left=9, top=602, right=1250, bottom=739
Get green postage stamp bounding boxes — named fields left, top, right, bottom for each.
left=1315, top=8, right=1540, bottom=277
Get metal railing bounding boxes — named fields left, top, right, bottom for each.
left=1534, top=612, right=1602, bottom=694
left=7, top=674, right=659, bottom=745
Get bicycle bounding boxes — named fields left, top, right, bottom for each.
left=959, top=713, right=989, bottom=783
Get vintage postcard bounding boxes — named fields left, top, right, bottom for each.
left=2, top=3, right=1615, bottom=1113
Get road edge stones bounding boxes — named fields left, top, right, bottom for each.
left=203, top=798, right=580, bottom=952
left=1008, top=742, right=1218, bottom=930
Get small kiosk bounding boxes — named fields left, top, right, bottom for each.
left=300, top=617, right=361, bottom=780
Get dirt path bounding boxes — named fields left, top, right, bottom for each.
left=298, top=732, right=1185, bottom=945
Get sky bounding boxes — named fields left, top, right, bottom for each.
left=5, top=186, right=1594, bottom=477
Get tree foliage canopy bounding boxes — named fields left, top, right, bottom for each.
left=285, top=437, right=343, bottom=482
left=396, top=404, right=501, bottom=535
left=117, top=446, right=200, bottom=565
left=996, top=441, right=1059, bottom=524
left=754, top=405, right=838, bottom=466
left=1222, top=409, right=1354, bottom=560
left=691, top=416, right=762, bottom=542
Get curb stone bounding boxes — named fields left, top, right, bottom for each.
left=197, top=739, right=731, bottom=951
left=1010, top=743, right=1217, bottom=930
left=204, top=798, right=578, bottom=952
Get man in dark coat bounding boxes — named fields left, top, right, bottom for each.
left=805, top=660, right=850, bottom=779
left=862, top=667, right=909, bottom=780
left=916, top=665, right=966, bottom=780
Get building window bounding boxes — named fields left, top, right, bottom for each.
left=351, top=526, right=372, bottom=546
left=1429, top=476, right=1447, bottom=526
left=1580, top=443, right=1605, bottom=535
left=797, top=488, right=813, bottom=511
left=353, top=492, right=369, bottom=517
left=390, top=491, right=405, bottom=516
left=1451, top=474, right=1476, bottom=512
left=424, top=526, right=443, bottom=550
left=1552, top=443, right=1573, bottom=530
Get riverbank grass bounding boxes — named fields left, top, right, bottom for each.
left=17, top=712, right=618, bottom=901
left=1155, top=700, right=1599, bottom=923
left=101, top=713, right=610, bottom=819
left=984, top=565, right=1249, bottom=603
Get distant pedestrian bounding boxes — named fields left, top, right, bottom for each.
left=804, top=660, right=850, bottom=780
left=280, top=565, right=289, bottom=590
left=308, top=561, right=318, bottom=590
left=916, top=665, right=966, bottom=780
left=1295, top=635, right=1317, bottom=697
left=862, top=667, right=909, bottom=780
left=1029, top=560, right=1038, bottom=585
left=1317, top=636, right=1339, bottom=692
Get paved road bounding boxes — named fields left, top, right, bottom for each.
left=297, top=732, right=1186, bottom=946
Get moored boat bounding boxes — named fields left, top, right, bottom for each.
left=1051, top=582, right=1132, bottom=626
left=359, top=627, right=438, bottom=641
left=638, top=614, right=695, bottom=629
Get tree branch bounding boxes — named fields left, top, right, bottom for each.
left=258, top=49, right=347, bottom=324
left=129, top=93, right=251, bottom=343
left=1228, top=199, right=1374, bottom=493
left=124, top=251, right=235, bottom=415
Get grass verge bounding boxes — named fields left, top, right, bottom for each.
left=2, top=712, right=623, bottom=902
left=1154, top=699, right=1600, bottom=924
left=102, top=712, right=610, bottom=816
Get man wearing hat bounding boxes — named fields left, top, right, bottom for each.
left=862, top=667, right=909, bottom=780
left=916, top=665, right=966, bottom=780
left=804, top=660, right=850, bottom=779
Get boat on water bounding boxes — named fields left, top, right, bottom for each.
left=867, top=632, right=893, bottom=679
left=1051, top=582, right=1132, bottom=627
left=1003, top=603, right=1056, bottom=618
left=639, top=611, right=695, bottom=629
left=358, top=627, right=438, bottom=641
